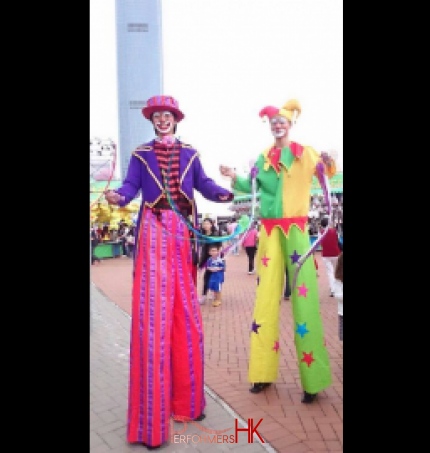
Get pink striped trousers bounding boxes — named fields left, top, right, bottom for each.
left=127, top=208, right=205, bottom=446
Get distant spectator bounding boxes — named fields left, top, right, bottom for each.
left=334, top=252, right=343, bottom=341
left=101, top=225, right=110, bottom=241
left=242, top=223, right=259, bottom=274
left=319, top=217, right=341, bottom=297
left=227, top=218, right=239, bottom=255
left=117, top=222, right=129, bottom=256
left=91, top=226, right=101, bottom=265
left=126, top=226, right=136, bottom=258
left=284, top=267, right=291, bottom=300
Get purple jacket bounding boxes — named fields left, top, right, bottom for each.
left=115, top=139, right=233, bottom=228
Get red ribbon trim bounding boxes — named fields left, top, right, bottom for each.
left=261, top=216, right=308, bottom=236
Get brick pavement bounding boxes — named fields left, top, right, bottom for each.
left=91, top=283, right=271, bottom=452
left=90, top=252, right=343, bottom=452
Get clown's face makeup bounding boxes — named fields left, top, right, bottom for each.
left=270, top=115, right=290, bottom=138
left=151, top=110, right=176, bottom=136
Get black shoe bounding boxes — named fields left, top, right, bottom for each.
left=301, top=391, right=317, bottom=404
left=142, top=443, right=162, bottom=450
left=173, top=413, right=205, bottom=423
left=249, top=382, right=271, bottom=394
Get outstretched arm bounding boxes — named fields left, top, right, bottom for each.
left=219, top=164, right=253, bottom=194
left=105, top=154, right=142, bottom=206
left=193, top=157, right=234, bottom=202
left=318, top=151, right=337, bottom=178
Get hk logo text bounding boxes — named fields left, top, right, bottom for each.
left=171, top=418, right=265, bottom=444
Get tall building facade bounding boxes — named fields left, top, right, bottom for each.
left=115, top=0, right=163, bottom=179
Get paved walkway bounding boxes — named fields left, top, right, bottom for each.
left=90, top=252, right=342, bottom=452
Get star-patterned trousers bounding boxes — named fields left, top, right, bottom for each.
left=127, top=208, right=205, bottom=446
left=248, top=223, right=332, bottom=394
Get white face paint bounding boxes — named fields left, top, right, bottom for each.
left=152, top=111, right=176, bottom=136
left=270, top=116, right=290, bottom=138
left=272, top=129, right=287, bottom=138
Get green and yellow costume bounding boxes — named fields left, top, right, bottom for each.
left=234, top=137, right=336, bottom=394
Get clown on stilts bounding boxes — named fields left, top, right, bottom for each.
left=104, top=95, right=234, bottom=448
left=220, top=99, right=336, bottom=403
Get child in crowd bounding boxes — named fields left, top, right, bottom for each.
left=206, top=244, right=225, bottom=307
left=198, top=217, right=223, bottom=304
left=334, top=251, right=343, bottom=341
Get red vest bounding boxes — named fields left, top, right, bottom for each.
left=320, top=228, right=340, bottom=257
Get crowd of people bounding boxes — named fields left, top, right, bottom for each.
left=90, top=221, right=136, bottom=263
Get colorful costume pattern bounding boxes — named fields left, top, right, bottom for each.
left=115, top=139, right=233, bottom=445
left=128, top=208, right=204, bottom=445
left=234, top=141, right=335, bottom=394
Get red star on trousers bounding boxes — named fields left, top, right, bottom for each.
left=301, top=351, right=315, bottom=367
left=261, top=253, right=270, bottom=267
left=273, top=340, right=280, bottom=353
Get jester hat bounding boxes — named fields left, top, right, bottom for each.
left=259, top=99, right=301, bottom=123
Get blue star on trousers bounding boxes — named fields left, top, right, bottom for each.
left=251, top=320, right=261, bottom=334
left=290, top=250, right=301, bottom=264
left=296, top=322, right=310, bottom=338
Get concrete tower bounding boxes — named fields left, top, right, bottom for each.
left=115, top=0, right=163, bottom=179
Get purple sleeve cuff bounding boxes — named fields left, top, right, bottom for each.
left=218, top=192, right=234, bottom=201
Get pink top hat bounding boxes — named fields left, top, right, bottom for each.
left=142, top=95, right=185, bottom=122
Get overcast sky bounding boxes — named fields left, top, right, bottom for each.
left=90, top=0, right=343, bottom=216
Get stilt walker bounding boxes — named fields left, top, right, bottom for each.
left=104, top=95, right=233, bottom=447
left=220, top=98, right=336, bottom=403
